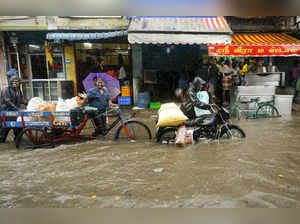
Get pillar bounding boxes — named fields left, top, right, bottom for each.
left=64, top=45, right=77, bottom=94
left=0, top=32, right=8, bottom=91
left=132, top=44, right=143, bottom=105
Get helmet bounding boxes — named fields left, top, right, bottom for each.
left=193, top=77, right=206, bottom=86
left=192, top=77, right=206, bottom=91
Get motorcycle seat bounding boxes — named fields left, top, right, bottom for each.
left=183, top=114, right=215, bottom=127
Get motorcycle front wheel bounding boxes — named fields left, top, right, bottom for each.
left=219, top=124, right=246, bottom=140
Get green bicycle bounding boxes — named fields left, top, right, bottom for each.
left=231, top=96, right=280, bottom=120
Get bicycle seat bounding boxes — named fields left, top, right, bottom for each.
left=250, top=97, right=260, bottom=102
left=238, top=96, right=260, bottom=103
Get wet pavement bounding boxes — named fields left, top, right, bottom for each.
left=1, top=111, right=300, bottom=208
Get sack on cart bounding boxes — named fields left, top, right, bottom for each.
left=157, top=103, right=188, bottom=127
left=56, top=97, right=80, bottom=112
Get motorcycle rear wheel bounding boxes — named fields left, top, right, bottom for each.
left=157, top=128, right=177, bottom=144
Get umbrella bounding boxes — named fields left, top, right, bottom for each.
left=83, top=73, right=121, bottom=100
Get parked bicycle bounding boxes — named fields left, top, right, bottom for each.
left=231, top=95, right=280, bottom=120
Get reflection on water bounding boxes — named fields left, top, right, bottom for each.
left=1, top=115, right=300, bottom=207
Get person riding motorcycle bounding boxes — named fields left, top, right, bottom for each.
left=180, top=77, right=211, bottom=119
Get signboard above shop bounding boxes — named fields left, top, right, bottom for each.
left=208, top=45, right=300, bottom=56
left=208, top=33, right=300, bottom=57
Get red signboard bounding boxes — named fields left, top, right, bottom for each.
left=208, top=44, right=300, bottom=56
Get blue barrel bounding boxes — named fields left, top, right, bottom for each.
left=138, top=92, right=150, bottom=108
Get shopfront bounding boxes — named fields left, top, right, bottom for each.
left=46, top=31, right=130, bottom=94
left=208, top=32, right=300, bottom=86
left=128, top=16, right=233, bottom=103
left=4, top=31, right=70, bottom=101
left=208, top=33, right=300, bottom=109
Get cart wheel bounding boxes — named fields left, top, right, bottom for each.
left=15, top=127, right=55, bottom=150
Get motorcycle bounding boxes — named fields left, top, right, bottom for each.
left=154, top=105, right=246, bottom=144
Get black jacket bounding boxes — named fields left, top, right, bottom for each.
left=180, top=84, right=210, bottom=119
left=209, top=64, right=219, bottom=84
left=0, top=84, right=27, bottom=111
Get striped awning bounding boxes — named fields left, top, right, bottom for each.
left=128, top=16, right=232, bottom=45
left=232, top=33, right=300, bottom=45
left=208, top=33, right=300, bottom=56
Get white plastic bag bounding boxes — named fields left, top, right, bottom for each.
left=56, top=98, right=69, bottom=111
left=175, top=125, right=186, bottom=146
left=157, top=103, right=188, bottom=127
left=56, top=97, right=78, bottom=111
left=194, top=91, right=211, bottom=117
left=27, top=97, right=45, bottom=111
left=65, top=97, right=78, bottom=110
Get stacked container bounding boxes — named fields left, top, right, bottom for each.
left=118, top=86, right=132, bottom=106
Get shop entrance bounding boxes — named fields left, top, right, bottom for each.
left=74, top=42, right=131, bottom=93
left=142, top=44, right=206, bottom=102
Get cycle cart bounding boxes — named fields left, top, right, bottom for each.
left=231, top=95, right=281, bottom=120
left=0, top=106, right=152, bottom=150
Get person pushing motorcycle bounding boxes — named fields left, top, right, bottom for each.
left=180, top=76, right=215, bottom=120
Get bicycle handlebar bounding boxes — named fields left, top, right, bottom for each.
left=109, top=104, right=119, bottom=110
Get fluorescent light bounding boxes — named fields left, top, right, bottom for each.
left=29, top=44, right=40, bottom=49
left=83, top=43, right=92, bottom=49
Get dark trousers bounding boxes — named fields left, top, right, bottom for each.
left=92, top=114, right=106, bottom=133
left=0, top=116, right=21, bottom=143
left=223, top=90, right=231, bottom=105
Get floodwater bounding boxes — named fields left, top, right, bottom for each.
left=1, top=112, right=300, bottom=208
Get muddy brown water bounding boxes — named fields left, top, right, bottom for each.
left=1, top=112, right=300, bottom=208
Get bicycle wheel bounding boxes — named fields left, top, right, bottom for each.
left=220, top=125, right=246, bottom=140
left=15, top=127, right=54, bottom=150
left=114, top=120, right=152, bottom=141
left=256, top=104, right=280, bottom=118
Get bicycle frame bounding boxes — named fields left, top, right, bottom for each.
left=231, top=95, right=276, bottom=119
left=91, top=108, right=135, bottom=138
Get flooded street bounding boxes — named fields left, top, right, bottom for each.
left=1, top=112, right=300, bottom=208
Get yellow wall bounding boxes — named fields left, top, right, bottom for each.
left=64, top=45, right=77, bottom=94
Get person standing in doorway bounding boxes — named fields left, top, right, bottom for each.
left=95, top=57, right=105, bottom=73
left=208, top=58, right=219, bottom=102
left=222, top=60, right=234, bottom=107
left=117, top=54, right=127, bottom=85
left=290, top=61, right=300, bottom=88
